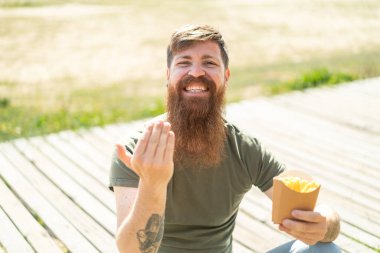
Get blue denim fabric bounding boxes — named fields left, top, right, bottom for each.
left=266, top=240, right=341, bottom=253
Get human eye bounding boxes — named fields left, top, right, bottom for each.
left=204, top=61, right=218, bottom=67
left=176, top=61, right=191, bottom=67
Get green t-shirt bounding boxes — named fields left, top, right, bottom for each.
left=109, top=118, right=285, bottom=253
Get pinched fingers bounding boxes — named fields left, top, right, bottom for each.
left=134, top=122, right=154, bottom=156
left=163, top=131, right=175, bottom=162
left=154, top=122, right=172, bottom=160
left=145, top=121, right=164, bottom=159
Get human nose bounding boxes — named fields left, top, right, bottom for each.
left=188, top=64, right=205, bottom=77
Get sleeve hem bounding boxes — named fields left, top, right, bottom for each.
left=259, top=166, right=286, bottom=192
left=109, top=178, right=139, bottom=191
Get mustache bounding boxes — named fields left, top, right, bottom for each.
left=177, top=75, right=216, bottom=91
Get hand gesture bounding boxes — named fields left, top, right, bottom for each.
left=116, top=121, right=175, bottom=189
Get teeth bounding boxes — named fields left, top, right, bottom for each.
left=185, top=86, right=207, bottom=91
left=188, top=89, right=204, bottom=93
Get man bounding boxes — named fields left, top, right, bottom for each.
left=109, top=24, right=341, bottom=253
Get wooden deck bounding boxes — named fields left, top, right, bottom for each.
left=1, top=78, right=379, bottom=253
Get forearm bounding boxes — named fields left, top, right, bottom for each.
left=116, top=182, right=167, bottom=253
left=316, top=205, right=340, bottom=242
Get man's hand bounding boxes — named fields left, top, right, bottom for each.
left=279, top=209, right=328, bottom=245
left=116, top=121, right=175, bottom=189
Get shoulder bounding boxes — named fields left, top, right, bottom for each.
left=224, top=120, right=261, bottom=149
left=223, top=120, right=265, bottom=164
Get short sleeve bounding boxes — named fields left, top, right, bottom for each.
left=240, top=134, right=286, bottom=192
left=108, top=132, right=141, bottom=191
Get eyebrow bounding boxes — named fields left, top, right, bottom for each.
left=176, top=55, right=219, bottom=61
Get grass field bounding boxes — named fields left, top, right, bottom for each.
left=1, top=0, right=380, bottom=141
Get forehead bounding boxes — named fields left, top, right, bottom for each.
left=173, top=41, right=222, bottom=60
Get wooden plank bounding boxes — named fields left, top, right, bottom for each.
left=283, top=88, right=380, bottom=123
left=232, top=241, right=256, bottom=253
left=240, top=194, right=285, bottom=234
left=231, top=99, right=380, bottom=161
left=247, top=186, right=380, bottom=239
left=0, top=206, right=34, bottom=253
left=234, top=212, right=289, bottom=252
left=28, top=137, right=115, bottom=213
left=76, top=128, right=115, bottom=157
left=229, top=98, right=380, bottom=146
left=44, top=133, right=109, bottom=187
left=245, top=188, right=379, bottom=252
left=341, top=78, right=380, bottom=98
left=91, top=126, right=122, bottom=145
left=0, top=178, right=62, bottom=253
left=232, top=225, right=264, bottom=253
left=104, top=120, right=146, bottom=142
left=261, top=129, right=380, bottom=188
left=227, top=108, right=379, bottom=174
left=307, top=89, right=380, bottom=121
left=226, top=104, right=380, bottom=212
left=244, top=191, right=352, bottom=253
left=334, top=233, right=376, bottom=253
left=271, top=91, right=380, bottom=134
left=0, top=244, right=6, bottom=253
left=227, top=100, right=380, bottom=181
left=2, top=142, right=117, bottom=253
left=256, top=133, right=380, bottom=214
left=57, top=130, right=110, bottom=172
left=269, top=96, right=380, bottom=151
left=340, top=222, right=380, bottom=251
left=270, top=147, right=380, bottom=219
left=255, top=131, right=380, bottom=205
left=0, top=149, right=99, bottom=253
left=12, top=139, right=116, bottom=236
left=45, top=132, right=107, bottom=174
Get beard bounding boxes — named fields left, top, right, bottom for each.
left=166, top=74, right=227, bottom=169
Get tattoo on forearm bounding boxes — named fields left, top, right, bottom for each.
left=136, top=213, right=164, bottom=253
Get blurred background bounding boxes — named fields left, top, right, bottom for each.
left=1, top=0, right=379, bottom=141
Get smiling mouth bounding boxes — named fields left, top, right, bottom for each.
left=184, top=84, right=209, bottom=93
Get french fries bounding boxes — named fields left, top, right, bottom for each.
left=279, top=176, right=320, bottom=193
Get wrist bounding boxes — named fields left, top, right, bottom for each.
left=139, top=180, right=168, bottom=199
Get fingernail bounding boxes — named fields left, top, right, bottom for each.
left=283, top=219, right=291, bottom=226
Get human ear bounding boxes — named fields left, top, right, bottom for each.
left=225, top=68, right=230, bottom=82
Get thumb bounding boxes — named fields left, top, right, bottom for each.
left=116, top=144, right=132, bottom=168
